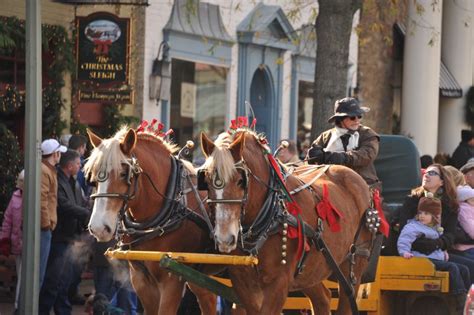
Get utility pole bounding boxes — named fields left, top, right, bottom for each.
left=22, top=0, right=42, bottom=313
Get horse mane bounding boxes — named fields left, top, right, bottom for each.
left=84, top=126, right=179, bottom=181
left=200, top=128, right=267, bottom=183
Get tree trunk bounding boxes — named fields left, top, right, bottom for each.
left=311, top=0, right=362, bottom=139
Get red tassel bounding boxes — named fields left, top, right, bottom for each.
left=373, top=189, right=389, bottom=237
left=137, top=120, right=148, bottom=132
left=316, top=184, right=343, bottom=232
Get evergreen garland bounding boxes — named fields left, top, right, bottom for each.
left=99, top=104, right=139, bottom=138
left=0, top=124, right=22, bottom=217
left=0, top=16, right=74, bottom=138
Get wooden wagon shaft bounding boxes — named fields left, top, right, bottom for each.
left=160, top=256, right=241, bottom=305
left=105, top=249, right=259, bottom=265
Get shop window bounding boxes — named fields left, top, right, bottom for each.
left=297, top=80, right=313, bottom=157
left=170, top=59, right=227, bottom=165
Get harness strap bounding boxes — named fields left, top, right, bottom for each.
left=284, top=214, right=359, bottom=315
left=185, top=172, right=215, bottom=237
left=311, top=222, right=359, bottom=315
left=289, top=165, right=330, bottom=196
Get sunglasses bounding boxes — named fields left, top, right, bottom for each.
left=348, top=116, right=362, bottom=121
left=426, top=170, right=441, bottom=177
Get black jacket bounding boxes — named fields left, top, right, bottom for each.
left=399, top=195, right=458, bottom=251
left=451, top=142, right=474, bottom=169
left=52, top=168, right=90, bottom=243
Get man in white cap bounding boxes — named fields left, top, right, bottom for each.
left=39, top=139, right=66, bottom=288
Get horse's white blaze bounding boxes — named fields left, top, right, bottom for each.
left=214, top=189, right=240, bottom=253
left=88, top=178, right=118, bottom=242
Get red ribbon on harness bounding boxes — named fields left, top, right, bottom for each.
left=266, top=153, right=306, bottom=259
left=316, top=184, right=344, bottom=232
left=373, top=189, right=389, bottom=237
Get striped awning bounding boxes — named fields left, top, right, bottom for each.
left=395, top=23, right=462, bottom=98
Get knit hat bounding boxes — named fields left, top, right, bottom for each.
left=457, top=185, right=474, bottom=202
left=418, top=197, right=442, bottom=224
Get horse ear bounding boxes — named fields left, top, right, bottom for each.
left=86, top=128, right=103, bottom=148
left=120, top=129, right=137, bottom=154
left=201, top=132, right=215, bottom=158
left=229, top=132, right=245, bottom=160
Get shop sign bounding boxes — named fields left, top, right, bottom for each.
left=180, top=82, right=196, bottom=119
left=79, top=89, right=133, bottom=103
left=76, top=13, right=129, bottom=85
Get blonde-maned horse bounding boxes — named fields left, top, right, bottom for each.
left=199, top=129, right=376, bottom=314
left=84, top=127, right=216, bottom=315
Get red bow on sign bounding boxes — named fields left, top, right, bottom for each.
left=316, top=184, right=344, bottom=232
left=93, top=39, right=112, bottom=55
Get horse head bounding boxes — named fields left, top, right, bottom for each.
left=200, top=130, right=269, bottom=253
left=84, top=127, right=177, bottom=242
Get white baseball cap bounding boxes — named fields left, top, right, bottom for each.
left=41, top=139, right=67, bottom=155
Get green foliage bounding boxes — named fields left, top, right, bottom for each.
left=0, top=16, right=75, bottom=138
left=465, top=86, right=474, bottom=128
left=0, top=124, right=22, bottom=216
left=99, top=104, right=139, bottom=138
left=0, top=85, right=24, bottom=115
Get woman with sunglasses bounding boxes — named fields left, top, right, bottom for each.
left=306, top=97, right=380, bottom=188
left=398, top=164, right=474, bottom=285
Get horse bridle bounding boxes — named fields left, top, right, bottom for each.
left=200, top=160, right=250, bottom=206
left=90, top=156, right=142, bottom=220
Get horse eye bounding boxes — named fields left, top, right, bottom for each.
left=120, top=172, right=127, bottom=179
left=237, top=179, right=245, bottom=188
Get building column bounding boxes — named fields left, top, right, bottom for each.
left=439, top=0, right=473, bottom=155
left=401, top=0, right=443, bottom=156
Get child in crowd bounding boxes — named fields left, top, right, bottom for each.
left=398, top=196, right=470, bottom=303
left=0, top=170, right=24, bottom=313
left=454, top=185, right=474, bottom=260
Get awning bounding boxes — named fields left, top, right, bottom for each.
left=395, top=22, right=462, bottom=98
left=164, top=0, right=233, bottom=44
left=163, top=0, right=234, bottom=66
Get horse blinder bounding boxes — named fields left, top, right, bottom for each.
left=197, top=169, right=209, bottom=191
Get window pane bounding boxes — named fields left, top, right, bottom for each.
left=170, top=60, right=227, bottom=165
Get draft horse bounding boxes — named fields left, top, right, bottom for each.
left=84, top=127, right=217, bottom=315
left=200, top=129, right=377, bottom=314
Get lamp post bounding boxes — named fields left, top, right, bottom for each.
left=149, top=41, right=171, bottom=104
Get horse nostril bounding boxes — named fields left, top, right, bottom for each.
left=230, top=235, right=236, bottom=246
left=104, top=224, right=112, bottom=234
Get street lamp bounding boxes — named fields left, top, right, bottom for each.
left=149, top=41, right=171, bottom=102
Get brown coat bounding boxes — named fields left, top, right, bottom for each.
left=312, top=125, right=380, bottom=186
left=41, top=161, right=58, bottom=230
